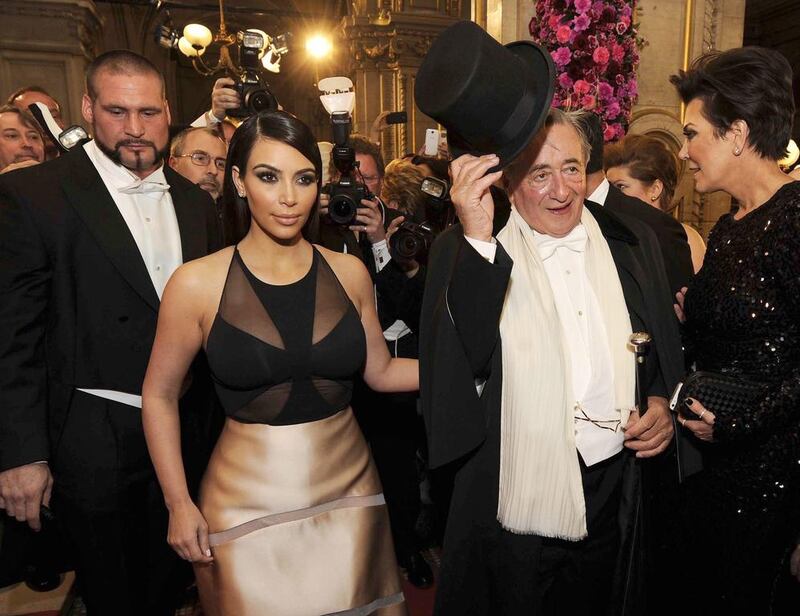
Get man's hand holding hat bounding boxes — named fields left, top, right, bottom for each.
left=449, top=153, right=502, bottom=243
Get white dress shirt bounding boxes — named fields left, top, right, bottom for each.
left=79, top=140, right=184, bottom=408
left=466, top=227, right=623, bottom=466
left=587, top=177, right=610, bottom=206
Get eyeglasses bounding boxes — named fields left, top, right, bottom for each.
left=574, top=402, right=622, bottom=433
left=175, top=150, right=226, bottom=172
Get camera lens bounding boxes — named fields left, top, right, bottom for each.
left=329, top=195, right=358, bottom=225
left=393, top=232, right=421, bottom=260
left=247, top=88, right=277, bottom=113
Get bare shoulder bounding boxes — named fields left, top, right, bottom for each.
left=314, top=245, right=371, bottom=300
left=164, top=246, right=235, bottom=308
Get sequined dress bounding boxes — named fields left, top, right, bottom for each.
left=680, top=181, right=800, bottom=612
left=195, top=247, right=406, bottom=616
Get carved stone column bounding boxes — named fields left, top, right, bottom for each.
left=0, top=0, right=101, bottom=127
left=340, top=2, right=464, bottom=163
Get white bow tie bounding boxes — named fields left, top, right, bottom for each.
left=536, top=224, right=588, bottom=260
left=118, top=179, right=171, bottom=195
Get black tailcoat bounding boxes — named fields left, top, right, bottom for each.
left=419, top=201, right=684, bottom=615
left=0, top=146, right=222, bottom=614
left=602, top=184, right=693, bottom=297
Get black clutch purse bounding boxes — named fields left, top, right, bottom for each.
left=669, top=371, right=767, bottom=421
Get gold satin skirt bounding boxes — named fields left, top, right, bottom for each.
left=195, top=408, right=407, bottom=616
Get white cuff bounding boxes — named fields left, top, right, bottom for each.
left=371, top=239, right=391, bottom=272
left=191, top=110, right=222, bottom=128
left=465, top=236, right=497, bottom=263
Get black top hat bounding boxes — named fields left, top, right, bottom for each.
left=415, top=21, right=556, bottom=170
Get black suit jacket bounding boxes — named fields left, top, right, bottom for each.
left=0, top=146, right=221, bottom=471
left=601, top=184, right=693, bottom=296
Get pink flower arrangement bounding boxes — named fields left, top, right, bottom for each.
left=530, top=0, right=645, bottom=142
left=556, top=25, right=573, bottom=44
left=552, top=46, right=573, bottom=66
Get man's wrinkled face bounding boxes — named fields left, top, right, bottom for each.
left=0, top=111, right=45, bottom=170
left=169, top=130, right=227, bottom=200
left=506, top=122, right=587, bottom=238
left=82, top=70, right=171, bottom=178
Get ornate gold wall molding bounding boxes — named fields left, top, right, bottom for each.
left=341, top=11, right=459, bottom=162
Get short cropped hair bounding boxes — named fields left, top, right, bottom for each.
left=604, top=134, right=679, bottom=212
left=670, top=46, right=794, bottom=161
left=381, top=158, right=427, bottom=216
left=170, top=126, right=227, bottom=157
left=85, top=50, right=165, bottom=100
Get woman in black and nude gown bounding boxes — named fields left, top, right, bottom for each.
left=142, top=111, right=413, bottom=615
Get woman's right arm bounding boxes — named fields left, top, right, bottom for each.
left=142, top=263, right=213, bottom=564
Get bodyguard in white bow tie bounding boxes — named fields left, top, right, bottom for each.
left=0, top=50, right=222, bottom=615
left=420, top=108, right=684, bottom=615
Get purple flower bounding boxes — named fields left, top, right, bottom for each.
left=620, top=3, right=633, bottom=17
left=558, top=71, right=575, bottom=89
left=615, top=74, right=626, bottom=85
left=605, top=100, right=621, bottom=119
left=598, top=81, right=614, bottom=100
left=573, top=13, right=592, bottom=32
left=552, top=47, right=573, bottom=67
left=574, top=0, right=592, bottom=12
left=616, top=21, right=629, bottom=35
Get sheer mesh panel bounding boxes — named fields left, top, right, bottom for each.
left=219, top=254, right=285, bottom=350
left=232, top=382, right=292, bottom=424
left=312, top=378, right=352, bottom=411
left=311, top=255, right=351, bottom=345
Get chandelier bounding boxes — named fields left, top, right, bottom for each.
left=155, top=0, right=290, bottom=77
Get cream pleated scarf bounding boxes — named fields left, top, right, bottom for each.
left=495, top=206, right=634, bottom=539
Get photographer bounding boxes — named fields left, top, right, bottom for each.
left=318, top=134, right=400, bottom=271
left=355, top=157, right=451, bottom=588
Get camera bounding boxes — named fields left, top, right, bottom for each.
left=27, top=102, right=89, bottom=153
left=318, top=77, right=371, bottom=226
left=228, top=30, right=279, bottom=119
left=389, top=221, right=435, bottom=263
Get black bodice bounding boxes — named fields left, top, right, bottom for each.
left=206, top=247, right=366, bottom=425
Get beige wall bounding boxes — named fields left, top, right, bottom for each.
left=0, top=0, right=101, bottom=128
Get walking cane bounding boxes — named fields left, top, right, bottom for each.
left=629, top=332, right=652, bottom=415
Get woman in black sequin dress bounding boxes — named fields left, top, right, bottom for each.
left=669, top=47, right=800, bottom=613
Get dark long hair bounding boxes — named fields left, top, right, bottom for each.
left=221, top=110, right=322, bottom=245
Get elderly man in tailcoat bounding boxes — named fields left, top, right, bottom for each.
left=416, top=21, right=684, bottom=615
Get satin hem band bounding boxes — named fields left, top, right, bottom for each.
left=208, top=493, right=387, bottom=547
left=322, top=592, right=405, bottom=615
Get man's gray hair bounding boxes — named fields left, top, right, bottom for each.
left=505, top=108, right=593, bottom=188
left=543, top=108, right=592, bottom=165
left=169, top=126, right=227, bottom=157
